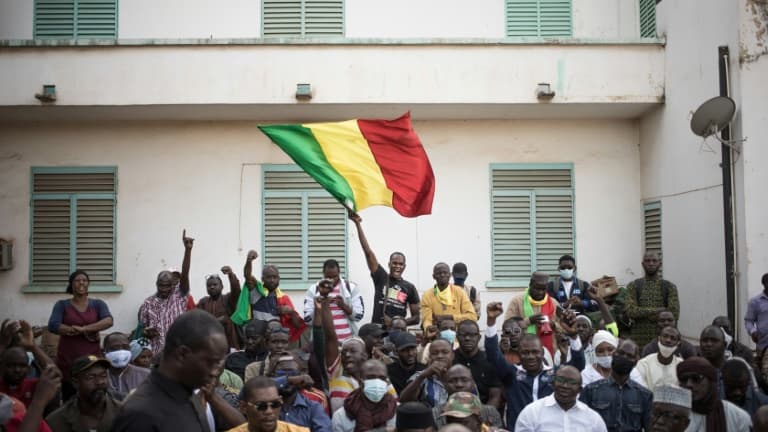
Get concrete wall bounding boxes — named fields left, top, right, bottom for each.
left=0, top=0, right=643, bottom=40
left=0, top=119, right=642, bottom=333
left=638, top=0, right=742, bottom=341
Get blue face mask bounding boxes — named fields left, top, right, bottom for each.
left=440, top=329, right=456, bottom=344
left=363, top=378, right=389, bottom=402
left=559, top=269, right=574, bottom=280
left=453, top=277, right=466, bottom=286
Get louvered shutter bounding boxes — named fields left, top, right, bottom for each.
left=34, top=0, right=75, bottom=39
left=506, top=0, right=571, bottom=37
left=31, top=169, right=116, bottom=285
left=31, top=200, right=71, bottom=283
left=263, top=0, right=303, bottom=37
left=491, top=194, right=532, bottom=280
left=76, top=0, right=117, bottom=39
left=304, top=0, right=343, bottom=36
left=491, top=167, right=574, bottom=282
left=643, top=202, right=661, bottom=258
left=638, top=0, right=656, bottom=38
left=35, top=0, right=116, bottom=39
left=263, top=168, right=347, bottom=283
left=535, top=194, right=573, bottom=277
left=264, top=196, right=304, bottom=280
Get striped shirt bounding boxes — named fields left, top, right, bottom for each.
left=139, top=286, right=188, bottom=355
left=327, top=282, right=353, bottom=343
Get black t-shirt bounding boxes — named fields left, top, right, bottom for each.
left=453, top=349, right=502, bottom=404
left=371, top=264, right=419, bottom=324
left=387, top=361, right=426, bottom=394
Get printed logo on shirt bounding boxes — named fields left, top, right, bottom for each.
left=387, top=287, right=408, bottom=303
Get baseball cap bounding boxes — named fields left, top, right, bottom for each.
left=71, top=355, right=110, bottom=377
left=358, top=323, right=388, bottom=339
left=452, top=262, right=468, bottom=278
left=392, top=332, right=418, bottom=350
left=440, top=392, right=482, bottom=418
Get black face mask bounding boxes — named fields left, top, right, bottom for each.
left=612, top=355, right=636, bottom=376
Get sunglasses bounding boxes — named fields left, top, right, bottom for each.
left=246, top=400, right=283, bottom=411
left=274, top=370, right=299, bottom=377
left=679, top=374, right=706, bottom=385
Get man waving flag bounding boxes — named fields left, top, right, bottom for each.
left=258, top=112, right=435, bottom=217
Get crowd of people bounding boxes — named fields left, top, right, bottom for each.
left=3, top=212, right=768, bottom=432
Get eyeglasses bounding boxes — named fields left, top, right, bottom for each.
left=246, top=400, right=283, bottom=411
left=679, top=374, right=706, bottom=385
left=274, top=370, right=299, bottom=377
left=553, top=376, right=580, bottom=386
left=652, top=410, right=689, bottom=423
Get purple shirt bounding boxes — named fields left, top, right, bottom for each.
left=745, top=292, right=768, bottom=351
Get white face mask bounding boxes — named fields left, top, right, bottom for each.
left=363, top=378, right=389, bottom=403
left=105, top=349, right=132, bottom=368
left=657, top=342, right=678, bottom=358
left=559, top=269, right=574, bottom=280
left=595, top=355, right=613, bottom=369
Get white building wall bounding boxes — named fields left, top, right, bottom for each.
left=639, top=0, right=742, bottom=341
left=0, top=119, right=642, bottom=334
left=0, top=0, right=643, bottom=40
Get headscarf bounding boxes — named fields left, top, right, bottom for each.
left=129, top=339, right=151, bottom=361
left=591, top=330, right=618, bottom=350
left=677, top=357, right=725, bottom=432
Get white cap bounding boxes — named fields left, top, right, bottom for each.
left=654, top=384, right=692, bottom=409
left=591, top=330, right=617, bottom=349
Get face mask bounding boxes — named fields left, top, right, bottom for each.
left=559, top=269, right=574, bottom=280
left=612, top=355, right=636, bottom=375
left=440, top=330, right=456, bottom=345
left=363, top=378, right=389, bottom=403
left=105, top=349, right=132, bottom=368
left=658, top=342, right=678, bottom=358
left=595, top=355, right=613, bottom=369
left=453, top=277, right=466, bottom=286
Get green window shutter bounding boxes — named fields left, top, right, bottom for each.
left=75, top=199, right=115, bottom=283
left=263, top=0, right=303, bottom=37
left=34, top=0, right=76, bottom=39
left=34, top=0, right=116, bottom=40
left=491, top=166, right=574, bottom=283
left=263, top=167, right=347, bottom=284
left=263, top=0, right=343, bottom=37
left=643, top=201, right=661, bottom=258
left=638, top=0, right=656, bottom=38
left=76, top=0, right=117, bottom=39
left=30, top=168, right=117, bottom=285
left=304, top=0, right=343, bottom=37
left=31, top=199, right=71, bottom=283
left=506, top=0, right=571, bottom=37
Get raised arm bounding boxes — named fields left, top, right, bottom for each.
left=221, top=266, right=241, bottom=312
left=484, top=302, right=518, bottom=381
left=349, top=211, right=379, bottom=273
left=180, top=229, right=194, bottom=296
left=243, top=249, right=258, bottom=288
left=315, top=296, right=339, bottom=368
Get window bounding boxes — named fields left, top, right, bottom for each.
left=262, top=166, right=347, bottom=286
left=643, top=201, right=661, bottom=257
left=262, top=0, right=343, bottom=38
left=34, top=0, right=118, bottom=40
left=28, top=167, right=117, bottom=290
left=506, top=0, right=572, bottom=38
left=638, top=0, right=656, bottom=38
left=490, top=164, right=574, bottom=285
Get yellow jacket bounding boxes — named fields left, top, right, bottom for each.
left=420, top=284, right=478, bottom=329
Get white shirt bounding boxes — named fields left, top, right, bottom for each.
left=581, top=364, right=647, bottom=388
left=684, top=400, right=752, bottom=432
left=515, top=394, right=607, bottom=432
left=635, top=353, right=682, bottom=390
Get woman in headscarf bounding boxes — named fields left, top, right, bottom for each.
left=581, top=330, right=647, bottom=387
left=677, top=356, right=752, bottom=431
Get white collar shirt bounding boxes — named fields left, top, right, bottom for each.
left=514, top=394, right=608, bottom=432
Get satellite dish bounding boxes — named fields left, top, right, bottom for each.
left=690, top=96, right=736, bottom=138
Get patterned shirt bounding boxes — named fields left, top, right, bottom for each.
left=625, top=276, right=679, bottom=348
left=139, top=286, right=189, bottom=355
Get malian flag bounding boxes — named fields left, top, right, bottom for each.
left=258, top=112, right=435, bottom=217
